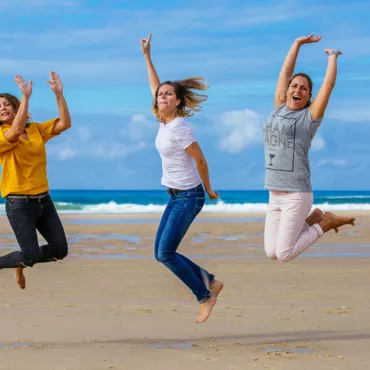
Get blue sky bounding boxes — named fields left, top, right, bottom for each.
left=0, top=0, right=369, bottom=190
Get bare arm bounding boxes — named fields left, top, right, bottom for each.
left=47, top=71, right=72, bottom=135
left=310, top=49, right=341, bottom=120
left=141, top=33, right=160, bottom=97
left=186, top=142, right=219, bottom=201
left=274, top=34, right=322, bottom=110
left=4, top=75, right=32, bottom=143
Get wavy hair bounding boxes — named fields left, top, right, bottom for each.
left=152, top=77, right=208, bottom=121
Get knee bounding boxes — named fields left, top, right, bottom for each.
left=267, top=254, right=278, bottom=260
left=264, top=244, right=278, bottom=260
left=155, top=249, right=174, bottom=266
left=53, top=241, right=68, bottom=260
left=22, top=251, right=43, bottom=267
left=276, top=250, right=293, bottom=263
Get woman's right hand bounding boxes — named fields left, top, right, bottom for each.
left=140, top=32, right=152, bottom=56
left=207, top=189, right=220, bottom=201
left=295, top=34, right=322, bottom=45
left=14, top=75, right=32, bottom=97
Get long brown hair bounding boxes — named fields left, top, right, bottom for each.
left=152, top=77, right=208, bottom=121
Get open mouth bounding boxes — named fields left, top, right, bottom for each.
left=293, top=95, right=301, bottom=103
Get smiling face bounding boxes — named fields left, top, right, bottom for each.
left=156, top=84, right=180, bottom=117
left=0, top=96, right=16, bottom=125
left=286, top=75, right=312, bottom=111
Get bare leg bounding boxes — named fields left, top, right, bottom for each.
left=306, top=208, right=324, bottom=226
left=197, top=279, right=224, bottom=324
left=319, top=212, right=355, bottom=233
left=13, top=267, right=26, bottom=290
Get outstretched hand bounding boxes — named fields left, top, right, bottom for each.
left=47, top=71, right=63, bottom=96
left=295, top=34, right=322, bottom=45
left=140, top=32, right=152, bottom=55
left=14, top=75, right=32, bottom=97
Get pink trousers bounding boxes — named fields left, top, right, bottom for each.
left=264, top=191, right=323, bottom=262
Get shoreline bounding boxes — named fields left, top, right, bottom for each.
left=0, top=210, right=363, bottom=221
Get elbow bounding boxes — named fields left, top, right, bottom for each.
left=324, top=81, right=336, bottom=89
left=61, top=118, right=72, bottom=130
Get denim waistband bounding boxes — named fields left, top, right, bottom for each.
left=167, top=184, right=203, bottom=197
left=6, top=191, right=49, bottom=200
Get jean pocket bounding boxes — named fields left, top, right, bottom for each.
left=6, top=198, right=34, bottom=213
left=195, top=197, right=205, bottom=211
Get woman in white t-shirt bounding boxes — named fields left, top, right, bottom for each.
left=141, top=33, right=223, bottom=324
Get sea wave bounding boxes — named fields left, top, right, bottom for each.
left=323, top=195, right=370, bottom=200
left=1, top=200, right=369, bottom=215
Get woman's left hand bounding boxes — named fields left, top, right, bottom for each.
left=207, top=189, right=219, bottom=201
left=47, top=71, right=63, bottom=96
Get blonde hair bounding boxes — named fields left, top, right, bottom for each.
left=152, top=77, right=208, bottom=121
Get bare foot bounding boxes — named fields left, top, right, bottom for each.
left=13, top=268, right=26, bottom=290
left=196, top=280, right=223, bottom=324
left=306, top=208, right=324, bottom=226
left=197, top=294, right=217, bottom=324
left=320, top=212, right=355, bottom=233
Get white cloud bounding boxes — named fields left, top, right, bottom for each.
left=0, top=0, right=78, bottom=11
left=58, top=146, right=78, bottom=161
left=220, top=2, right=321, bottom=29
left=311, top=134, right=325, bottom=151
left=0, top=58, right=139, bottom=78
left=77, top=126, right=91, bottom=142
left=93, top=141, right=147, bottom=160
left=216, top=109, right=263, bottom=153
left=0, top=27, right=123, bottom=48
left=317, top=159, right=347, bottom=168
left=327, top=104, right=370, bottom=123
left=121, top=114, right=157, bottom=143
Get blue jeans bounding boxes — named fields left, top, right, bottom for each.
left=154, top=185, right=214, bottom=303
left=0, top=194, right=68, bottom=269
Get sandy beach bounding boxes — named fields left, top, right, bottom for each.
left=0, top=212, right=370, bottom=370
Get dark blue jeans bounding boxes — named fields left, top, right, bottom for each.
left=0, top=194, right=68, bottom=269
left=154, top=185, right=214, bottom=303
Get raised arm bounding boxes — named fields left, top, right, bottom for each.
left=140, top=33, right=160, bottom=98
left=47, top=71, right=72, bottom=135
left=310, top=49, right=342, bottom=120
left=4, top=76, right=32, bottom=143
left=186, top=142, right=219, bottom=201
left=274, top=34, right=322, bottom=109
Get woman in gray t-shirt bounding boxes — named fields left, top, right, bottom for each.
left=263, top=34, right=355, bottom=262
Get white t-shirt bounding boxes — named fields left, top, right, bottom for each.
left=155, top=117, right=201, bottom=190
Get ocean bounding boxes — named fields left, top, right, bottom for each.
left=0, top=190, right=369, bottom=215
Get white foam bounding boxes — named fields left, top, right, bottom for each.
left=64, top=201, right=166, bottom=214
left=0, top=200, right=369, bottom=215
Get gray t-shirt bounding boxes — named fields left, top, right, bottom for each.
left=264, top=104, right=323, bottom=192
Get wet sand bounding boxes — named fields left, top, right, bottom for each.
left=0, top=212, right=369, bottom=370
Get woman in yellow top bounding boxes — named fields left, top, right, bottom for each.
left=0, top=72, right=71, bottom=289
